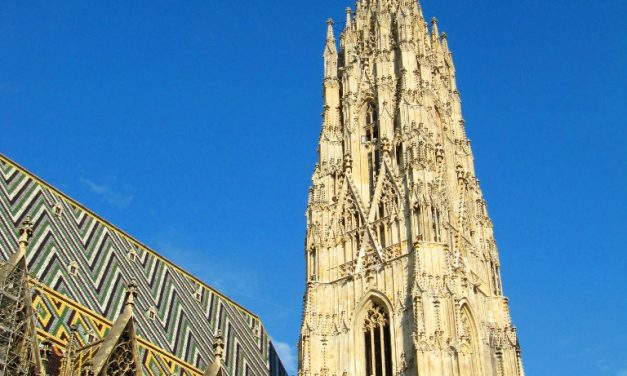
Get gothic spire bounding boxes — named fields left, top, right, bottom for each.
left=326, top=18, right=335, bottom=43
left=431, top=17, right=441, bottom=46
left=301, top=1, right=524, bottom=374
left=324, top=19, right=338, bottom=79
left=441, top=32, right=451, bottom=55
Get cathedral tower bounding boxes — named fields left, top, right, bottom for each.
left=299, top=1, right=525, bottom=375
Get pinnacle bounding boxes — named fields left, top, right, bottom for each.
left=326, top=18, right=336, bottom=42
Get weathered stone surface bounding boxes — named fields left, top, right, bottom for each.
left=299, top=1, right=524, bottom=375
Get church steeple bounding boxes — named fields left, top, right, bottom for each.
left=323, top=19, right=338, bottom=80
left=300, top=1, right=525, bottom=376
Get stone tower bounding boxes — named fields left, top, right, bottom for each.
left=298, top=1, right=525, bottom=375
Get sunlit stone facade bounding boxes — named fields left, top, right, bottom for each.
left=298, top=1, right=525, bottom=375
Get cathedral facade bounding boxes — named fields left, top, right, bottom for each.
left=0, top=155, right=287, bottom=376
left=298, top=1, right=524, bottom=375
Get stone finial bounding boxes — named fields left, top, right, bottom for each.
left=435, top=144, right=445, bottom=162
left=343, top=153, right=353, bottom=174
left=381, top=137, right=392, bottom=155
left=441, top=32, right=450, bottom=52
left=81, top=361, right=94, bottom=376
left=18, top=216, right=34, bottom=251
left=431, top=17, right=440, bottom=42
left=213, top=330, right=225, bottom=365
left=345, top=7, right=352, bottom=26
left=125, top=279, right=138, bottom=309
left=456, top=165, right=466, bottom=185
left=40, top=338, right=53, bottom=366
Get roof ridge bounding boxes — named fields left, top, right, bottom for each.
left=0, top=153, right=260, bottom=322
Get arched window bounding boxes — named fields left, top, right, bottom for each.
left=363, top=301, right=392, bottom=376
left=459, top=305, right=481, bottom=375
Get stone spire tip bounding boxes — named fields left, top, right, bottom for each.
left=431, top=17, right=440, bottom=44
left=18, top=216, right=33, bottom=252
left=213, top=330, right=225, bottom=364
left=125, top=279, right=138, bottom=310
left=326, top=18, right=336, bottom=41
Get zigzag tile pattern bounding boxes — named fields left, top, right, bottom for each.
left=0, top=155, right=281, bottom=376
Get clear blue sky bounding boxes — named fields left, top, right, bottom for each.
left=1, top=0, right=625, bottom=375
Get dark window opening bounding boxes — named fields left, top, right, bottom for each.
left=364, top=302, right=393, bottom=376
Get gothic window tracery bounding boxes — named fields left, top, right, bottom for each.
left=103, top=329, right=138, bottom=376
left=363, top=301, right=393, bottom=376
left=459, top=305, right=481, bottom=375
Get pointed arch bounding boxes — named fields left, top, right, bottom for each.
left=367, top=161, right=405, bottom=254
left=98, top=319, right=141, bottom=376
left=334, top=177, right=369, bottom=234
left=334, top=177, right=384, bottom=273
left=458, top=303, right=482, bottom=376
left=357, top=69, right=376, bottom=105
left=368, top=160, right=403, bottom=223
left=353, top=291, right=396, bottom=376
left=83, top=284, right=142, bottom=376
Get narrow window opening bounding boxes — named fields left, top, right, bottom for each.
left=395, top=146, right=403, bottom=168
left=310, top=250, right=318, bottom=281
left=379, top=224, right=386, bottom=249
left=363, top=301, right=393, bottom=376
left=365, top=331, right=373, bottom=376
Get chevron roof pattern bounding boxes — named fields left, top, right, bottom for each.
left=0, top=154, right=287, bottom=376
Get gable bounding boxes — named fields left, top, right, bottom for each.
left=0, top=154, right=283, bottom=376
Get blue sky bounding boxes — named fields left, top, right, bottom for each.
left=1, top=0, right=625, bottom=375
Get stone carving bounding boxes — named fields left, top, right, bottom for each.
left=103, top=330, right=137, bottom=375
left=300, top=1, right=525, bottom=375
